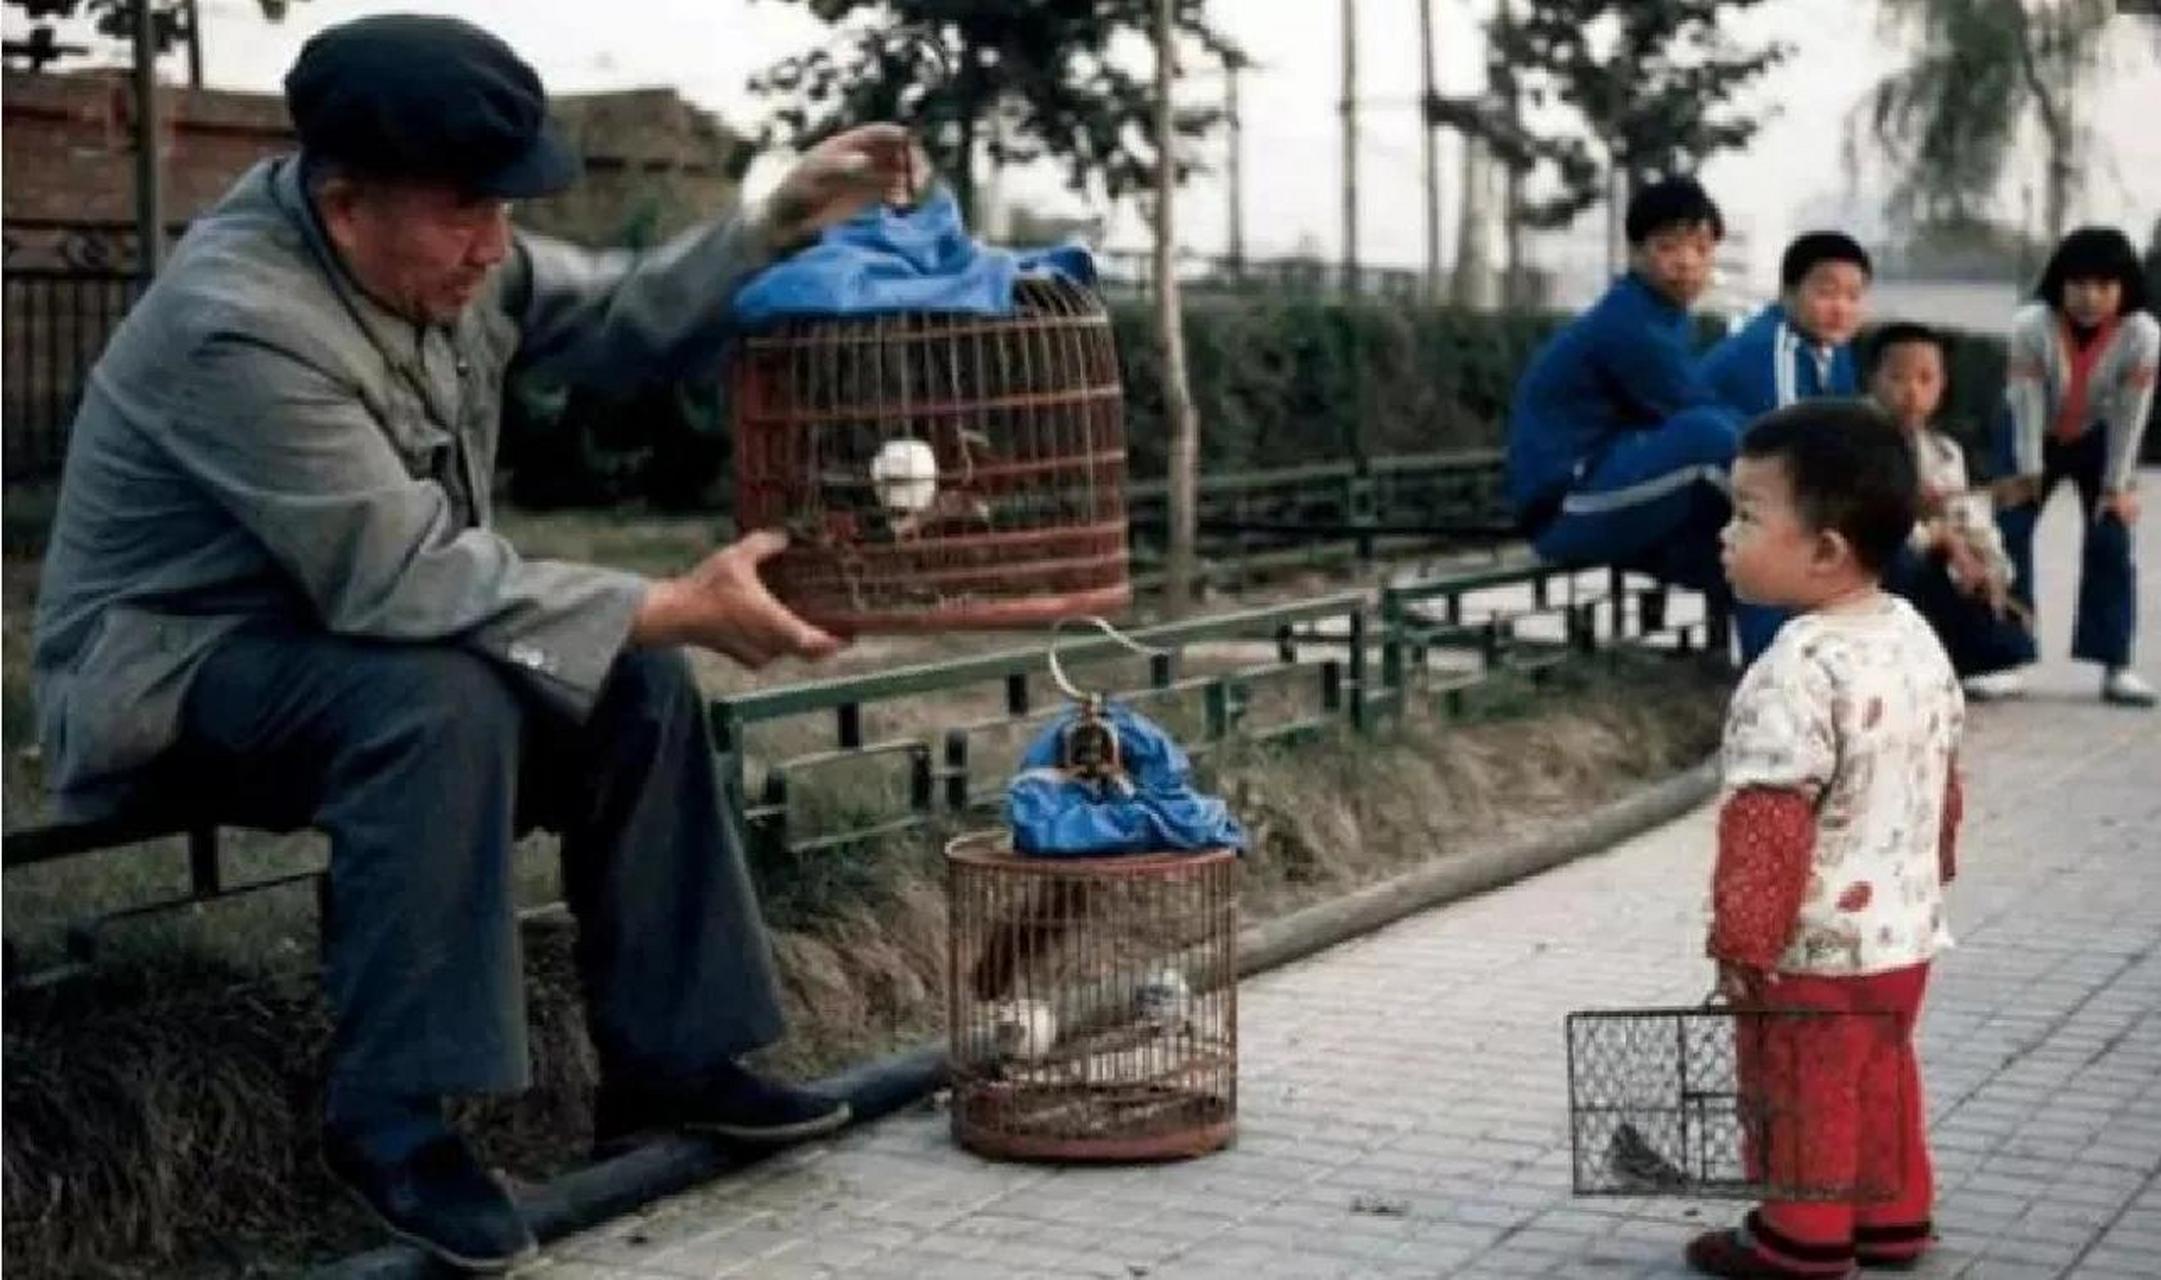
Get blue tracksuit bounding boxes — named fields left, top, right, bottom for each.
left=1697, top=304, right=1861, bottom=660
left=1506, top=273, right=1741, bottom=595
left=1698, top=303, right=1859, bottom=421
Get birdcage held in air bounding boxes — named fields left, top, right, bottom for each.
left=731, top=276, right=1130, bottom=633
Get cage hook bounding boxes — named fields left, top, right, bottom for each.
left=1046, top=617, right=1165, bottom=786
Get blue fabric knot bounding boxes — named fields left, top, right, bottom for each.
left=730, top=186, right=1096, bottom=326
left=1005, top=703, right=1247, bottom=858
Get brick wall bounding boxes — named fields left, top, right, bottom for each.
left=2, top=69, right=745, bottom=265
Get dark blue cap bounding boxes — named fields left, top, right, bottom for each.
left=283, top=14, right=579, bottom=198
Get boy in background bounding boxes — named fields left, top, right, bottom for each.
left=1505, top=177, right=1742, bottom=600
left=1870, top=323, right=2036, bottom=684
left=1699, top=231, right=1874, bottom=660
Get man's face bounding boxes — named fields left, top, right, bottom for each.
left=1870, top=342, right=1945, bottom=432
left=318, top=177, right=513, bottom=324
left=1786, top=260, right=1868, bottom=349
left=1632, top=221, right=1717, bottom=308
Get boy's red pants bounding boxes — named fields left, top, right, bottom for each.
left=1737, top=961, right=1935, bottom=1273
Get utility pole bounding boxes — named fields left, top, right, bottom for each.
left=184, top=0, right=204, bottom=88
left=1418, top=0, right=1440, bottom=302
left=1225, top=52, right=1245, bottom=276
left=1339, top=0, right=1358, bottom=294
left=132, top=0, right=165, bottom=278
left=1496, top=0, right=1524, bottom=307
left=1154, top=0, right=1200, bottom=614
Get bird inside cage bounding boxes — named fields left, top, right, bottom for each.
left=795, top=424, right=999, bottom=549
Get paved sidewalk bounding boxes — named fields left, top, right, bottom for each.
left=528, top=488, right=2161, bottom=1279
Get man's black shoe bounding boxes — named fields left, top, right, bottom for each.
left=593, top=1060, right=851, bottom=1152
left=322, top=1132, right=538, bottom=1273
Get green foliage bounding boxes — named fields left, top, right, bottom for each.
left=498, top=295, right=2115, bottom=506
left=747, top=0, right=1241, bottom=223
left=1427, top=0, right=1789, bottom=228
left=2, top=0, right=295, bottom=71
left=1858, top=0, right=2118, bottom=235
left=1112, top=298, right=1567, bottom=478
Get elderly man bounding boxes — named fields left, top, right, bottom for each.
left=32, top=14, right=919, bottom=1271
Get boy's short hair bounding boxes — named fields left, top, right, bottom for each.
left=1864, top=321, right=1949, bottom=377
left=1739, top=399, right=1917, bottom=575
left=1625, top=177, right=1724, bottom=246
left=2035, top=225, right=2151, bottom=315
left=1780, top=231, right=1873, bottom=288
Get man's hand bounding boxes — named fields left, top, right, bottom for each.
left=2101, top=489, right=2140, bottom=525
left=632, top=530, right=845, bottom=668
left=762, top=123, right=930, bottom=250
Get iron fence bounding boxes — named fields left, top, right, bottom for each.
left=3, top=268, right=143, bottom=480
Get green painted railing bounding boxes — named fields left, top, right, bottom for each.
left=715, top=558, right=1725, bottom=855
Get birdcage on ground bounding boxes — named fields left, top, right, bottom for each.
left=1566, top=1005, right=1910, bottom=1202
left=945, top=831, right=1238, bottom=1162
left=731, top=276, right=1130, bottom=633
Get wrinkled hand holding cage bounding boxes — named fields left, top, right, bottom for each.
left=1565, top=1005, right=1909, bottom=1202
left=945, top=831, right=1238, bottom=1162
left=731, top=276, right=1131, bottom=633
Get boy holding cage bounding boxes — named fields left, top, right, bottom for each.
left=1689, top=401, right=1966, bottom=1279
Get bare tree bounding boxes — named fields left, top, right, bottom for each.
left=1859, top=0, right=2138, bottom=240
left=1153, top=0, right=1199, bottom=615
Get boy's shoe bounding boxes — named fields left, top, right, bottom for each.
left=322, top=1131, right=538, bottom=1273
left=593, top=1059, right=851, bottom=1154
left=1962, top=669, right=2028, bottom=701
left=2102, top=667, right=2157, bottom=707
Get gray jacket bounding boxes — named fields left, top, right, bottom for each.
left=33, top=155, right=778, bottom=819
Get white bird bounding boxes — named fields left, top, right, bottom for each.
left=869, top=437, right=940, bottom=517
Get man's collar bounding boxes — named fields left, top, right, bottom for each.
left=277, top=156, right=450, bottom=351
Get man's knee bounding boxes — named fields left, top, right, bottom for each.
left=1664, top=406, right=1741, bottom=469
left=598, top=646, right=702, bottom=726
left=356, top=647, right=525, bottom=767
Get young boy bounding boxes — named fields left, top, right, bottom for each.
left=1689, top=400, right=1964, bottom=1279
left=1699, top=232, right=1874, bottom=661
left=1869, top=323, right=2036, bottom=684
left=1506, top=177, right=1741, bottom=595
left=1701, top=233, right=1873, bottom=419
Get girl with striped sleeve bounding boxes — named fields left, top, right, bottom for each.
left=1980, top=227, right=2159, bottom=707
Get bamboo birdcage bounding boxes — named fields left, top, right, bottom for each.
left=731, top=276, right=1130, bottom=633
left=945, top=831, right=1238, bottom=1163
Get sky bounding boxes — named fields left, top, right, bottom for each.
left=19, top=0, right=2161, bottom=296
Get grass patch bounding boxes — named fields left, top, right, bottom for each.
left=3, top=500, right=1728, bottom=1276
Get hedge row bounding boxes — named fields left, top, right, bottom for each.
left=497, top=298, right=2132, bottom=512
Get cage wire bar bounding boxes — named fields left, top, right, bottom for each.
left=1566, top=1006, right=1910, bottom=1202
left=733, top=277, right=1131, bottom=632
left=947, top=832, right=1238, bottom=1162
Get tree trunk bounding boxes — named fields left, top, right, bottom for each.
left=1154, top=0, right=1200, bottom=615
left=2042, top=140, right=2073, bottom=244
left=952, top=34, right=981, bottom=229
left=132, top=0, right=164, bottom=277
left=1418, top=0, right=1440, bottom=303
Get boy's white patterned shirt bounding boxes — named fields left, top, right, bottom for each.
left=1719, top=594, right=1964, bottom=976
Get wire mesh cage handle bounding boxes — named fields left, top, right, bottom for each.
left=1046, top=616, right=1167, bottom=786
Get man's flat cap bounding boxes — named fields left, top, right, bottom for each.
left=284, top=14, right=579, bottom=198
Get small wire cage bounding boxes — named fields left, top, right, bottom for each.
left=731, top=276, right=1131, bottom=633
left=945, top=831, right=1238, bottom=1162
left=1566, top=1006, right=1910, bottom=1202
